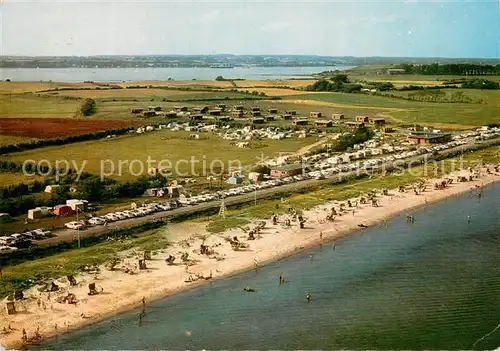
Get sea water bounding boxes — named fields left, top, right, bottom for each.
left=33, top=185, right=500, bottom=350
left=0, top=66, right=352, bottom=83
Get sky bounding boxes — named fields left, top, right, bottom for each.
left=0, top=0, right=498, bottom=58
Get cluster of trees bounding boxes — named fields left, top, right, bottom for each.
left=79, top=98, right=97, bottom=116
left=0, top=172, right=171, bottom=217
left=0, top=195, right=54, bottom=218
left=0, top=160, right=51, bottom=174
left=397, top=63, right=500, bottom=76
left=250, top=164, right=271, bottom=175
left=399, top=85, right=449, bottom=91
left=371, top=82, right=394, bottom=91
left=334, top=126, right=375, bottom=151
left=305, top=75, right=362, bottom=93
left=1, top=180, right=50, bottom=199
left=0, top=127, right=135, bottom=155
left=377, top=90, right=481, bottom=104
left=461, top=79, right=499, bottom=90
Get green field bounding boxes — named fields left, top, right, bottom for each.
left=284, top=91, right=500, bottom=128
left=3, top=130, right=318, bottom=180
left=0, top=94, right=81, bottom=118
left=0, top=135, right=37, bottom=146
left=0, top=172, right=44, bottom=186
left=0, top=90, right=261, bottom=120
left=350, top=74, right=500, bottom=84
left=0, top=227, right=171, bottom=297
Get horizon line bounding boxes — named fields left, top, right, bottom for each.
left=1, top=54, right=499, bottom=60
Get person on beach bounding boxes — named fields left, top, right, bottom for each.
left=22, top=328, right=27, bottom=344
left=142, top=296, right=146, bottom=309
left=319, top=231, right=323, bottom=240
left=279, top=274, right=284, bottom=285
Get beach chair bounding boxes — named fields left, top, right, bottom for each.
left=6, top=301, right=16, bottom=315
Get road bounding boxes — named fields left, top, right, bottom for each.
left=39, top=137, right=499, bottom=246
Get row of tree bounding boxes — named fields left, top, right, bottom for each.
left=0, top=127, right=135, bottom=155
left=305, top=75, right=362, bottom=93
left=397, top=63, right=500, bottom=76
left=0, top=172, right=171, bottom=217
left=461, top=79, right=499, bottom=90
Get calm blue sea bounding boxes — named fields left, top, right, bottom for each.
left=32, top=184, right=500, bottom=350
left=0, top=66, right=352, bottom=83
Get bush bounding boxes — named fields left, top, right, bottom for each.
left=461, top=79, right=499, bottom=90
left=335, top=126, right=374, bottom=152
left=250, top=164, right=271, bottom=175
left=79, top=98, right=96, bottom=116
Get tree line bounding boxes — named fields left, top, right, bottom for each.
left=0, top=127, right=135, bottom=155
left=305, top=75, right=363, bottom=93
left=397, top=63, right=500, bottom=76
left=0, top=172, right=171, bottom=217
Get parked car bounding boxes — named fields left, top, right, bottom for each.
left=31, top=229, right=51, bottom=238
left=113, top=212, right=127, bottom=220
left=104, top=213, right=119, bottom=221
left=158, top=203, right=171, bottom=211
left=0, top=246, right=18, bottom=254
left=89, top=217, right=106, bottom=225
left=65, top=221, right=85, bottom=230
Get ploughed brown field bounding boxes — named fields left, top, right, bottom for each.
left=0, top=118, right=141, bottom=139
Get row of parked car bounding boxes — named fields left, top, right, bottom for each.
left=0, top=229, right=52, bottom=254
left=64, top=201, right=180, bottom=230
left=57, top=130, right=499, bottom=234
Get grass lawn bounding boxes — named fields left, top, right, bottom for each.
left=114, top=79, right=314, bottom=89
left=283, top=91, right=500, bottom=127
left=0, top=172, right=44, bottom=186
left=0, top=89, right=263, bottom=122
left=0, top=94, right=81, bottom=118
left=3, top=130, right=318, bottom=180
left=0, top=81, right=101, bottom=94
left=0, top=135, right=37, bottom=146
left=46, top=88, right=216, bottom=99
left=117, top=80, right=234, bottom=89
left=46, top=89, right=251, bottom=101
left=0, top=228, right=171, bottom=297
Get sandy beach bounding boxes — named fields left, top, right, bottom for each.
left=1, top=166, right=499, bottom=350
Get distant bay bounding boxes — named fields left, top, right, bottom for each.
left=0, top=66, right=353, bottom=83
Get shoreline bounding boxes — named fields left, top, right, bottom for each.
left=1, top=168, right=499, bottom=350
